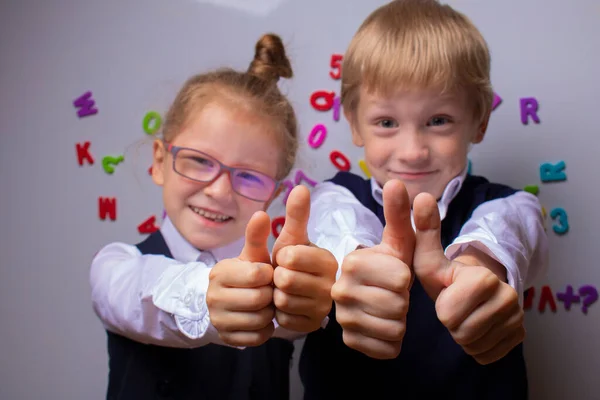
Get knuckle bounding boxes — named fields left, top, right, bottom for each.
left=250, top=287, right=271, bottom=307
left=388, top=321, right=407, bottom=341
left=277, top=246, right=296, bottom=267
left=392, top=266, right=412, bottom=292
left=452, top=327, right=477, bottom=346
left=274, top=267, right=293, bottom=291
left=435, top=302, right=454, bottom=328
left=335, top=309, right=358, bottom=330
left=273, top=289, right=291, bottom=311
left=342, top=253, right=362, bottom=276
left=477, top=269, right=500, bottom=292
left=331, top=281, right=353, bottom=304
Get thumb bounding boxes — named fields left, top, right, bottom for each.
left=272, top=185, right=311, bottom=267
left=239, top=211, right=272, bottom=264
left=413, top=192, right=454, bottom=300
left=379, top=179, right=415, bottom=264
left=276, top=185, right=311, bottom=248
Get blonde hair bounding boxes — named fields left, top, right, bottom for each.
left=161, top=33, right=297, bottom=180
left=342, top=0, right=493, bottom=123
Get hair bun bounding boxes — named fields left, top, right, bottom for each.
left=247, top=33, right=293, bottom=83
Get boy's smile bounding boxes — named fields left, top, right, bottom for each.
left=348, top=85, right=487, bottom=203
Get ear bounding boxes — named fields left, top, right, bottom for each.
left=263, top=184, right=285, bottom=211
left=152, top=139, right=167, bottom=186
left=472, top=112, right=491, bottom=144
left=344, top=108, right=365, bottom=147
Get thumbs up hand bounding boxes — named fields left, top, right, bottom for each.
left=271, top=185, right=338, bottom=333
left=412, top=192, right=525, bottom=365
left=331, top=180, right=415, bottom=359
left=207, top=211, right=275, bottom=347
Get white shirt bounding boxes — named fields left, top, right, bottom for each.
left=307, top=169, right=549, bottom=306
left=90, top=217, right=301, bottom=349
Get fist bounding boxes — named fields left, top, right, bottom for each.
left=413, top=192, right=525, bottom=365
left=272, top=185, right=338, bottom=332
left=332, top=180, right=415, bottom=359
left=207, top=211, right=275, bottom=347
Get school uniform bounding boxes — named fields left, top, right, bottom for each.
left=90, top=218, right=295, bottom=400
left=300, top=169, right=549, bottom=400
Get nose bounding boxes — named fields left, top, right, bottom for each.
left=396, top=128, right=429, bottom=165
left=203, top=171, right=234, bottom=201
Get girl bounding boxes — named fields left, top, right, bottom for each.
left=90, top=33, right=337, bottom=400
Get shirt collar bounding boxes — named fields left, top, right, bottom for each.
left=370, top=166, right=468, bottom=221
left=160, top=216, right=245, bottom=263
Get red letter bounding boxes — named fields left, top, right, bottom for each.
left=138, top=216, right=159, bottom=234
left=538, top=285, right=557, bottom=313
left=76, top=141, right=94, bottom=166
left=330, top=54, right=343, bottom=80
left=310, top=90, right=335, bottom=112
left=98, top=197, right=117, bottom=221
left=330, top=150, right=351, bottom=172
left=524, top=287, right=534, bottom=310
left=271, top=216, right=285, bottom=239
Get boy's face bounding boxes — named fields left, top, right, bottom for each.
left=347, top=86, right=488, bottom=204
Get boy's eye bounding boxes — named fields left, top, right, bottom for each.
left=377, top=119, right=398, bottom=128
left=427, top=116, right=450, bottom=126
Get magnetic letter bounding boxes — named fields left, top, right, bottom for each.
left=524, top=287, right=535, bottom=310
left=538, top=285, right=557, bottom=313
left=271, top=216, right=285, bottom=239
left=330, top=150, right=351, bottom=172
left=73, top=91, right=98, bottom=118
left=550, top=207, right=569, bottom=235
left=539, top=161, right=566, bottom=182
left=76, top=141, right=94, bottom=166
left=333, top=96, right=341, bottom=122
left=143, top=111, right=162, bottom=135
left=310, top=91, right=335, bottom=112
left=102, top=155, right=124, bottom=174
left=358, top=159, right=371, bottom=178
left=492, top=92, right=502, bottom=111
left=308, top=124, right=327, bottom=149
left=98, top=197, right=117, bottom=221
left=556, top=285, right=580, bottom=311
left=138, top=216, right=159, bottom=234
left=579, top=285, right=598, bottom=314
left=294, top=170, right=317, bottom=187
left=520, top=97, right=540, bottom=125
left=330, top=54, right=343, bottom=80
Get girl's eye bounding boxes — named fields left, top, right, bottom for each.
left=428, top=116, right=450, bottom=127
left=193, top=157, right=214, bottom=167
left=377, top=119, right=398, bottom=128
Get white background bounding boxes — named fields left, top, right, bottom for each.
left=1, top=0, right=598, bottom=399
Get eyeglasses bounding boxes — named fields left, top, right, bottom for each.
left=164, top=141, right=280, bottom=202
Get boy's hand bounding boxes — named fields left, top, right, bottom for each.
left=272, top=185, right=338, bottom=332
left=331, top=180, right=415, bottom=360
left=207, top=211, right=275, bottom=347
left=412, top=192, right=525, bottom=365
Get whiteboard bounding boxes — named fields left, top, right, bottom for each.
left=0, top=0, right=598, bottom=399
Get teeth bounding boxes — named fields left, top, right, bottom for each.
left=191, top=206, right=231, bottom=222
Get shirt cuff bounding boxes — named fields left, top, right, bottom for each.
left=152, top=263, right=214, bottom=340
left=445, top=239, right=524, bottom=306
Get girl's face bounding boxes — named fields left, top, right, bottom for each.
left=152, top=100, right=282, bottom=250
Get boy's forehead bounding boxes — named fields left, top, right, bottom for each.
left=359, top=84, right=464, bottom=105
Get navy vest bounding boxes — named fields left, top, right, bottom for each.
left=299, top=172, right=528, bottom=400
left=105, top=231, right=294, bottom=400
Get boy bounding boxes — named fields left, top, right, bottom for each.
left=299, top=0, right=548, bottom=399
